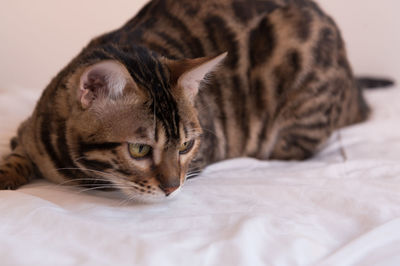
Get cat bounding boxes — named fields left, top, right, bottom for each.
left=0, top=0, right=393, bottom=201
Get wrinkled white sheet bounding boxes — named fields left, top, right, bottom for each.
left=0, top=86, right=399, bottom=266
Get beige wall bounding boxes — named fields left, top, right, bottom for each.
left=0, top=0, right=147, bottom=90
left=318, top=0, right=399, bottom=80
left=0, top=0, right=398, bottom=90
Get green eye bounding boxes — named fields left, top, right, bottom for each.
left=128, top=143, right=152, bottom=159
left=179, top=140, right=195, bottom=154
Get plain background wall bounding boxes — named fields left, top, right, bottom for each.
left=0, top=0, right=399, bottom=91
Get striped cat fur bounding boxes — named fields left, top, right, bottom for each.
left=0, top=0, right=384, bottom=201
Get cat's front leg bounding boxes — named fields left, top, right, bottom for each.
left=0, top=137, right=34, bottom=189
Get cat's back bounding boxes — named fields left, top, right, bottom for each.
left=93, top=0, right=330, bottom=59
left=84, top=0, right=364, bottom=165
left=106, top=0, right=363, bottom=164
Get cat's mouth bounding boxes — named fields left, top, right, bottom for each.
left=109, top=178, right=184, bottom=203
left=161, top=185, right=182, bottom=199
left=123, top=186, right=182, bottom=203
left=158, top=184, right=180, bottom=197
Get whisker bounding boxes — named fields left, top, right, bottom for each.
left=186, top=171, right=201, bottom=176
left=56, top=167, right=114, bottom=177
left=188, top=169, right=202, bottom=173
left=186, top=171, right=202, bottom=176
left=34, top=182, right=121, bottom=192
left=52, top=167, right=127, bottom=191
left=55, top=178, right=113, bottom=186
left=187, top=168, right=202, bottom=173
left=75, top=183, right=142, bottom=193
left=74, top=156, right=88, bottom=163
left=77, top=185, right=120, bottom=193
left=337, top=130, right=348, bottom=162
left=117, top=194, right=137, bottom=206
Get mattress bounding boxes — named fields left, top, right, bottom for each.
left=0, top=86, right=399, bottom=266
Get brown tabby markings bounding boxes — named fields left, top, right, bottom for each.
left=0, top=0, right=371, bottom=201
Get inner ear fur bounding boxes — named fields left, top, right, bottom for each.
left=165, top=52, right=227, bottom=101
left=75, top=60, right=136, bottom=109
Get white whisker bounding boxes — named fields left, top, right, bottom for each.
left=117, top=193, right=137, bottom=206
left=56, top=167, right=113, bottom=177
left=77, top=185, right=131, bottom=194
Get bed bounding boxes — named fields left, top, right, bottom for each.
left=0, top=85, right=399, bottom=266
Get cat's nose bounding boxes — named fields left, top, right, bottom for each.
left=159, top=185, right=179, bottom=196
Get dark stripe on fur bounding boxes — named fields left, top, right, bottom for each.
left=250, top=77, right=266, bottom=115
left=285, top=121, right=329, bottom=131
left=232, top=1, right=254, bottom=23
left=204, top=15, right=239, bottom=69
left=56, top=120, right=97, bottom=181
left=160, top=5, right=204, bottom=57
left=297, top=10, right=313, bottom=41
left=146, top=42, right=172, bottom=58
left=78, top=141, right=121, bottom=154
left=314, top=27, right=335, bottom=68
left=288, top=133, right=321, bottom=145
left=282, top=136, right=314, bottom=159
left=115, top=168, right=134, bottom=176
left=232, top=1, right=279, bottom=23
left=155, top=31, right=187, bottom=57
left=249, top=16, right=276, bottom=68
left=231, top=75, right=249, bottom=152
left=275, top=50, right=302, bottom=96
left=40, top=114, right=90, bottom=181
left=296, top=102, right=329, bottom=119
left=79, top=159, right=113, bottom=171
left=255, top=114, right=271, bottom=156
left=254, top=1, right=281, bottom=14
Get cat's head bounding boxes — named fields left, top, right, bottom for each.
left=65, top=46, right=226, bottom=202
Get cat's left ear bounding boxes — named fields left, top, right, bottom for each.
left=166, top=52, right=227, bottom=101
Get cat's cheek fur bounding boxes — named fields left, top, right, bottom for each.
left=116, top=181, right=168, bottom=203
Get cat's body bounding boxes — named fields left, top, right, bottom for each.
left=0, top=0, right=379, bottom=201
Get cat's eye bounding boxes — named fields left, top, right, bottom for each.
left=128, top=143, right=152, bottom=159
left=179, top=140, right=195, bottom=155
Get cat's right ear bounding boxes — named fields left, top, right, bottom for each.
left=77, top=60, right=133, bottom=109
left=166, top=52, right=227, bottom=102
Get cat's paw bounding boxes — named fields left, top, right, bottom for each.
left=0, top=150, right=34, bottom=190
left=0, top=169, right=28, bottom=190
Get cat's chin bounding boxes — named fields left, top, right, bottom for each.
left=121, top=186, right=182, bottom=204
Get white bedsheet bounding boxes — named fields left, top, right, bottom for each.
left=0, top=86, right=399, bottom=266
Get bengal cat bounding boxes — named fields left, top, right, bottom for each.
left=0, top=0, right=392, bottom=201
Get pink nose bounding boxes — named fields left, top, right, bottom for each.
left=159, top=185, right=179, bottom=196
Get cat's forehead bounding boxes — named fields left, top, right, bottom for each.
left=90, top=100, right=153, bottom=137
left=121, top=48, right=181, bottom=141
left=90, top=100, right=199, bottom=144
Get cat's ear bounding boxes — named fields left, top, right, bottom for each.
left=77, top=60, right=132, bottom=109
left=167, top=52, right=227, bottom=101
